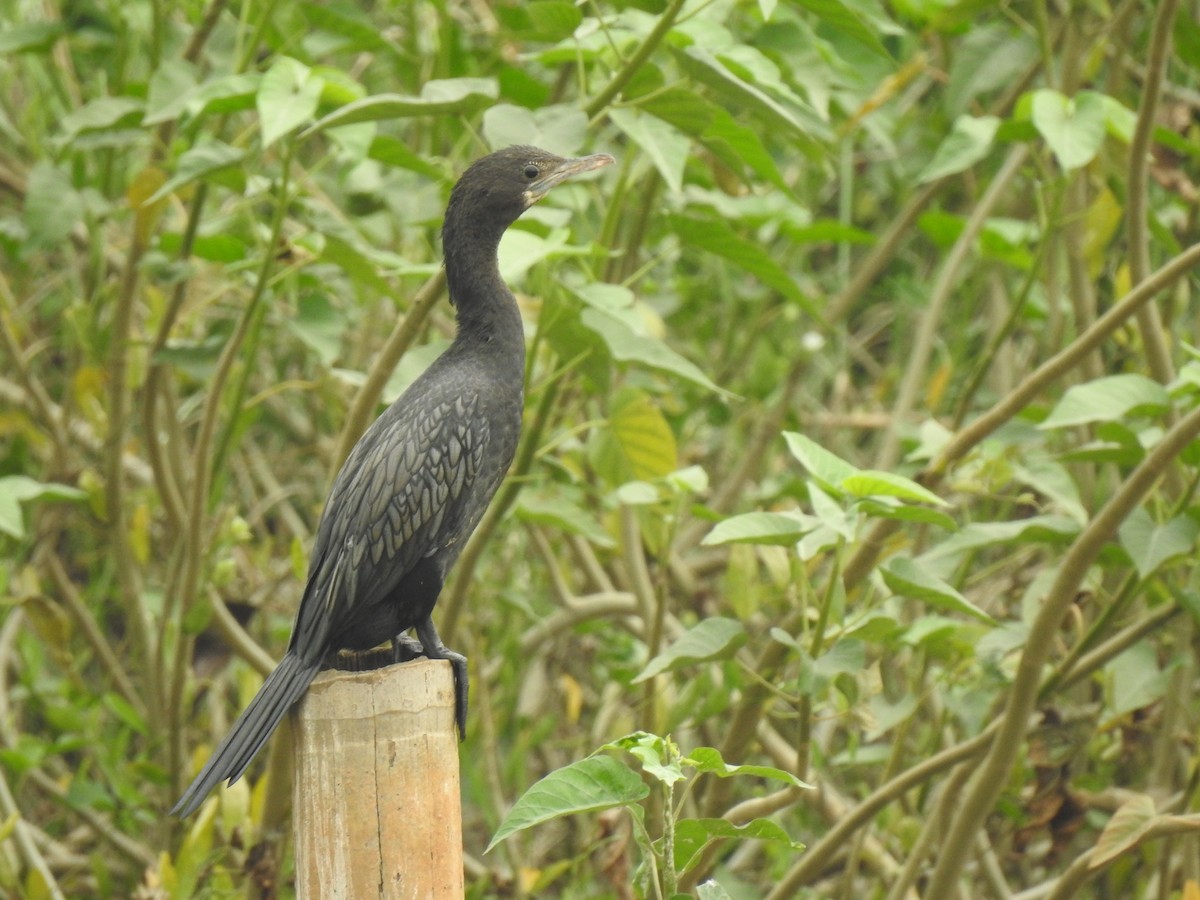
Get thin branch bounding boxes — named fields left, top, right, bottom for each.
left=584, top=0, right=688, bottom=119
left=1126, top=0, right=1180, bottom=386
left=42, top=554, right=145, bottom=717
left=876, top=144, right=1029, bottom=469
left=923, top=402, right=1200, bottom=896
left=331, top=269, right=446, bottom=472
left=843, top=241, right=1200, bottom=589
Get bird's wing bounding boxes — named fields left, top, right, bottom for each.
left=287, top=389, right=490, bottom=659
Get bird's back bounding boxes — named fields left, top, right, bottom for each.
left=288, top=338, right=524, bottom=661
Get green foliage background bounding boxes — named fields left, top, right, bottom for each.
left=2, top=0, right=1200, bottom=896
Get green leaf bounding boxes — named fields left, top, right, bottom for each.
left=1012, top=458, right=1088, bottom=524
left=153, top=336, right=227, bottom=380
left=684, top=747, right=811, bottom=788
left=920, top=515, right=1080, bottom=563
left=159, top=232, right=247, bottom=263
left=702, top=511, right=815, bottom=546
left=609, top=107, right=690, bottom=194
left=482, top=103, right=589, bottom=156
left=56, top=96, right=143, bottom=145
left=782, top=431, right=858, bottom=489
left=1119, top=507, right=1200, bottom=579
left=23, top=162, right=83, bottom=249
left=306, top=78, right=498, bottom=134
left=580, top=308, right=726, bottom=394
left=668, top=214, right=819, bottom=317
left=813, top=639, right=866, bottom=679
left=1091, top=794, right=1157, bottom=868
left=695, top=881, right=735, bottom=900
left=673, top=818, right=802, bottom=877
left=318, top=233, right=393, bottom=294
left=0, top=22, right=64, bottom=54
left=1106, top=641, right=1180, bottom=718
left=591, top=388, right=678, bottom=484
left=857, top=498, right=958, bottom=530
left=880, top=557, right=996, bottom=624
left=1040, top=374, right=1170, bottom=429
left=0, top=476, right=86, bottom=540
left=186, top=73, right=260, bottom=119
left=257, top=56, right=324, bottom=147
left=1101, top=95, right=1138, bottom=144
left=795, top=0, right=892, bottom=58
left=486, top=756, right=648, bottom=852
left=103, top=693, right=146, bottom=735
left=515, top=490, right=616, bottom=548
left=300, top=1, right=390, bottom=52
left=1030, top=89, right=1107, bottom=171
left=918, top=115, right=1001, bottom=182
left=143, top=59, right=199, bottom=126
left=633, top=618, right=747, bottom=683
left=841, top=471, right=948, bottom=506
left=525, top=1, right=584, bottom=39
left=287, top=294, right=346, bottom=367
left=146, top=139, right=245, bottom=204
left=675, top=47, right=829, bottom=153
left=703, top=108, right=790, bottom=193
left=367, top=135, right=444, bottom=178
left=602, top=732, right=685, bottom=785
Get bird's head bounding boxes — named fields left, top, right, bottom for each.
left=445, top=145, right=615, bottom=235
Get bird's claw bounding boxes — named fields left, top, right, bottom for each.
left=407, top=620, right=468, bottom=741
left=444, top=649, right=468, bottom=740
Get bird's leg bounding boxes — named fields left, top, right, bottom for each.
left=390, top=634, right=425, bottom=664
left=413, top=616, right=468, bottom=741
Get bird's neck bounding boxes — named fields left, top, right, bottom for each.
left=442, top=218, right=525, bottom=357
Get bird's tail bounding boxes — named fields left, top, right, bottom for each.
left=171, top=651, right=319, bottom=818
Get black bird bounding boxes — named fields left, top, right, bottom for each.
left=173, top=145, right=614, bottom=818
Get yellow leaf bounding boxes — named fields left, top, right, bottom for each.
left=128, top=166, right=168, bottom=246
left=926, top=360, right=952, bottom=410
left=558, top=674, right=583, bottom=724
left=73, top=366, right=108, bottom=434
left=24, top=868, right=51, bottom=900
left=130, top=501, right=151, bottom=565
left=1091, top=793, right=1155, bottom=868
left=1182, top=879, right=1200, bottom=900
left=11, top=569, right=72, bottom=666
left=290, top=535, right=308, bottom=580
left=593, top=388, right=678, bottom=485
left=158, top=848, right=177, bottom=893
left=1083, top=186, right=1123, bottom=279
left=20, top=594, right=72, bottom=664
left=78, top=468, right=106, bottom=519
left=1113, top=261, right=1131, bottom=300
left=518, top=867, right=543, bottom=893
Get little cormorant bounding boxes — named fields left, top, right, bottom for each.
left=172, top=145, right=614, bottom=817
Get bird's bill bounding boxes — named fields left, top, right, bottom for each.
left=524, top=152, right=615, bottom=206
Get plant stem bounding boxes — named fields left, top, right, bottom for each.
left=923, top=402, right=1200, bottom=896
left=875, top=144, right=1028, bottom=469
left=1127, top=0, right=1179, bottom=387
left=844, top=241, right=1200, bottom=591
left=584, top=0, right=688, bottom=119
left=169, top=138, right=297, bottom=795
left=330, top=268, right=446, bottom=472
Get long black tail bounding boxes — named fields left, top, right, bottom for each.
left=172, top=651, right=320, bottom=817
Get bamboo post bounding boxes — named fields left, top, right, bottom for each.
left=292, top=658, right=464, bottom=899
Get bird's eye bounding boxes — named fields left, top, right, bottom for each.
left=523, top=165, right=539, bottom=179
